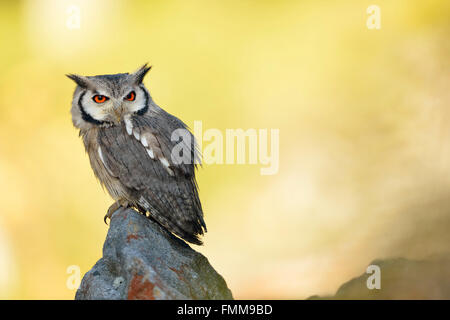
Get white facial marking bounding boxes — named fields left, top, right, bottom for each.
left=82, top=91, right=111, bottom=122
left=125, top=87, right=147, bottom=113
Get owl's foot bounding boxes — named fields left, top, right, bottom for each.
left=104, top=200, right=130, bottom=224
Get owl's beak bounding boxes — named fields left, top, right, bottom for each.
left=113, top=108, right=122, bottom=122
left=112, top=103, right=124, bottom=123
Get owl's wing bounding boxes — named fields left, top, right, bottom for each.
left=97, top=114, right=206, bottom=245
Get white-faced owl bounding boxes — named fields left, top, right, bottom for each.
left=67, top=65, right=206, bottom=245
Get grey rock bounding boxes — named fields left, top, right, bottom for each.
left=75, top=208, right=233, bottom=300
left=309, top=255, right=450, bottom=299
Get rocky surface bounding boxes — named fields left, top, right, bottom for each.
left=75, top=207, right=233, bottom=300
left=309, top=256, right=450, bottom=299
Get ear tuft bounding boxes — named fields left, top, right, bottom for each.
left=132, top=63, right=152, bottom=84
left=66, top=74, right=90, bottom=88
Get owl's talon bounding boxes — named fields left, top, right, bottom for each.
left=104, top=201, right=121, bottom=225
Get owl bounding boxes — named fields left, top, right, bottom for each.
left=67, top=65, right=206, bottom=245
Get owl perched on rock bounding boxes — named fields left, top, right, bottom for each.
left=67, top=65, right=206, bottom=245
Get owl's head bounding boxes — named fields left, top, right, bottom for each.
left=67, top=64, right=152, bottom=130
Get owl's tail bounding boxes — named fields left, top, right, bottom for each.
left=149, top=211, right=205, bottom=245
left=137, top=193, right=206, bottom=245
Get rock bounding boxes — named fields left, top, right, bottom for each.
left=309, top=256, right=450, bottom=299
left=75, top=208, right=233, bottom=300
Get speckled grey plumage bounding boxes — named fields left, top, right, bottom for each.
left=68, top=65, right=206, bottom=245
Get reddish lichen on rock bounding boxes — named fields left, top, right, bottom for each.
left=76, top=208, right=233, bottom=300
left=126, top=233, right=140, bottom=243
left=127, top=274, right=155, bottom=300
left=169, top=265, right=186, bottom=282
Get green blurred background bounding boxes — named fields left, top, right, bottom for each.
left=0, top=0, right=449, bottom=299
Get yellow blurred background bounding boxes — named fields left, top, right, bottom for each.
left=0, top=0, right=449, bottom=299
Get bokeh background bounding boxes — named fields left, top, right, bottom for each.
left=0, top=0, right=449, bottom=299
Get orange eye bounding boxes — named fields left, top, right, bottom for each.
left=125, top=91, right=136, bottom=101
left=93, top=95, right=108, bottom=103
